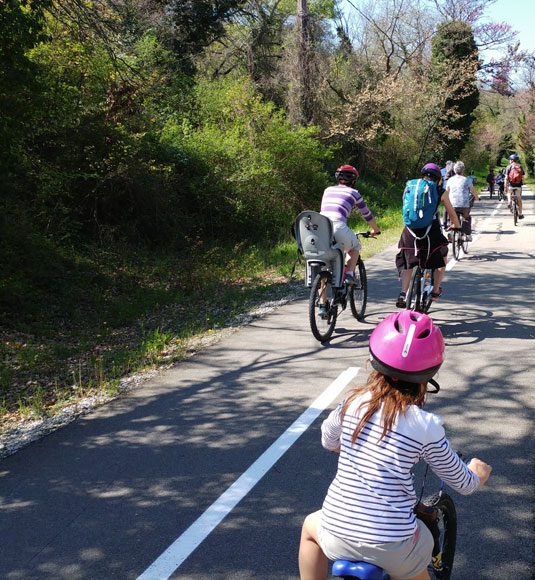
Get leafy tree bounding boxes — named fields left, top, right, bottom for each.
left=431, top=20, right=479, bottom=161
left=517, top=112, right=535, bottom=177
left=0, top=0, right=50, bottom=180
left=159, top=0, right=247, bottom=73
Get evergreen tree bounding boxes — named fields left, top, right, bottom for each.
left=431, top=21, right=479, bottom=161
left=0, top=0, right=50, bottom=180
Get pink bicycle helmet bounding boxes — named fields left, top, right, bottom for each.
left=369, top=311, right=444, bottom=384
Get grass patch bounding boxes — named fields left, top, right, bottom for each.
left=0, top=208, right=405, bottom=431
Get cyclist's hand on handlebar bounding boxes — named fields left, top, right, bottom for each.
left=467, top=458, right=492, bottom=488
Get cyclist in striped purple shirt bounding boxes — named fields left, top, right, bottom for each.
left=321, top=165, right=380, bottom=285
left=298, top=311, right=492, bottom=580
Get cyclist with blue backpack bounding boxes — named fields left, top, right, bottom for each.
left=395, top=163, right=461, bottom=308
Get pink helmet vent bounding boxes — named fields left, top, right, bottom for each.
left=369, top=311, right=444, bottom=383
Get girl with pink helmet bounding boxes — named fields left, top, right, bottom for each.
left=299, top=311, right=492, bottom=580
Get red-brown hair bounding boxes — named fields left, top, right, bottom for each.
left=341, top=370, right=427, bottom=445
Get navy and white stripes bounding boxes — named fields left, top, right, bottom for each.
left=320, top=395, right=480, bottom=544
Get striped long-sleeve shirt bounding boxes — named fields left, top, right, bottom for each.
left=320, top=185, right=374, bottom=224
left=320, top=394, right=480, bottom=544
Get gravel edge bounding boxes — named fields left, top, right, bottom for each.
left=0, top=283, right=308, bottom=460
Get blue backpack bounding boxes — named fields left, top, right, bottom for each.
left=402, top=178, right=439, bottom=230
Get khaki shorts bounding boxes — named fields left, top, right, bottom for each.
left=508, top=185, right=522, bottom=197
left=332, top=221, right=361, bottom=253
left=318, top=519, right=433, bottom=580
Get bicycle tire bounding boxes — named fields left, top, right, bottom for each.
left=422, top=492, right=457, bottom=580
left=309, top=271, right=337, bottom=342
left=461, top=233, right=469, bottom=254
left=422, top=269, right=434, bottom=314
left=349, top=258, right=367, bottom=320
left=452, top=230, right=462, bottom=260
left=405, top=267, right=422, bottom=312
left=513, top=200, right=518, bottom=226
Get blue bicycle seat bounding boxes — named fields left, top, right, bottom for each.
left=332, top=559, right=389, bottom=580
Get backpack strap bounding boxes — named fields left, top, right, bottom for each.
left=406, top=224, right=432, bottom=257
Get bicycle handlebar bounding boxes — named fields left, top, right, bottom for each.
left=355, top=231, right=380, bottom=238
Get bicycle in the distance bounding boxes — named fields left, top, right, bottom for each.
left=442, top=195, right=474, bottom=260
left=332, top=446, right=459, bottom=580
left=294, top=211, right=373, bottom=342
left=509, top=188, right=521, bottom=226
left=451, top=216, right=468, bottom=260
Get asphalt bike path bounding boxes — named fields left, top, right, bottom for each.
left=0, top=192, right=533, bottom=580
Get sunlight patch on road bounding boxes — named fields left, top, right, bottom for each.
left=136, top=366, right=360, bottom=580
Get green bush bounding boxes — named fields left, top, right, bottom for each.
left=163, top=76, right=333, bottom=242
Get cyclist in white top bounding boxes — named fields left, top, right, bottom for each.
left=298, top=311, right=492, bottom=580
left=445, top=161, right=480, bottom=241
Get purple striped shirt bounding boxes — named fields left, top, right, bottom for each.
left=320, top=185, right=374, bottom=224
left=320, top=394, right=479, bottom=544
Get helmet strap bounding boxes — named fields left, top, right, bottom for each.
left=385, top=375, right=419, bottom=395
left=427, top=378, right=440, bottom=393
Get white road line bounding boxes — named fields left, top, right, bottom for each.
left=446, top=201, right=503, bottom=271
left=137, top=366, right=360, bottom=580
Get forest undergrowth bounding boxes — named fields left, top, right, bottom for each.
left=0, top=218, right=401, bottom=444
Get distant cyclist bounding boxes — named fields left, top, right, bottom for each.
left=505, top=154, right=525, bottom=219
left=486, top=167, right=495, bottom=197
left=395, top=163, right=460, bottom=308
left=320, top=165, right=381, bottom=287
left=445, top=161, right=480, bottom=242
left=441, top=160, right=454, bottom=190
left=496, top=169, right=505, bottom=199
left=298, top=311, right=492, bottom=580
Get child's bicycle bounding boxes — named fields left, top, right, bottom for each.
left=294, top=211, right=373, bottom=342
left=332, top=449, right=459, bottom=580
left=404, top=265, right=435, bottom=313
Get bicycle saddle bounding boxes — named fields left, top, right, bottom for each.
left=332, top=559, right=389, bottom=579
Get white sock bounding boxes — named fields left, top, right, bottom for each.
left=346, top=270, right=354, bottom=277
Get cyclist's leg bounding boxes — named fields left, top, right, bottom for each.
left=458, top=207, right=471, bottom=236
left=298, top=511, right=328, bottom=580
left=517, top=188, right=523, bottom=216
left=333, top=222, right=360, bottom=279
left=396, top=268, right=412, bottom=307
left=401, top=268, right=413, bottom=293
left=432, top=266, right=445, bottom=298
left=346, top=248, right=360, bottom=276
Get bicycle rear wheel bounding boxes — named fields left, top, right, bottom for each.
left=309, top=271, right=338, bottom=342
left=461, top=232, right=469, bottom=254
left=349, top=258, right=367, bottom=320
left=422, top=269, right=434, bottom=314
left=422, top=492, right=457, bottom=580
left=452, top=230, right=462, bottom=260
left=405, top=267, right=422, bottom=312
left=513, top=200, right=518, bottom=226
